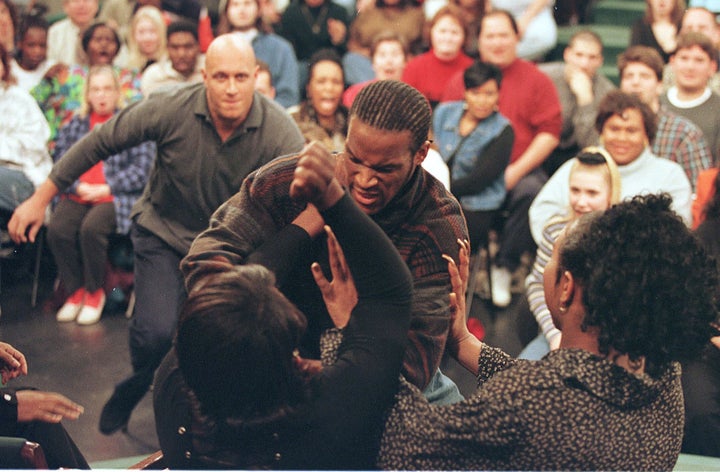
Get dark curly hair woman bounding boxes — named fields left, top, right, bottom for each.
left=378, top=193, right=720, bottom=471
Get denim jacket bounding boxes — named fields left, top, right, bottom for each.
left=433, top=101, right=509, bottom=211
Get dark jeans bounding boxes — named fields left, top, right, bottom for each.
left=117, top=225, right=186, bottom=404
left=464, top=209, right=496, bottom=253
left=46, top=199, right=116, bottom=294
left=0, top=168, right=34, bottom=213
left=0, top=406, right=89, bottom=469
left=496, top=168, right=547, bottom=271
left=682, top=345, right=720, bottom=457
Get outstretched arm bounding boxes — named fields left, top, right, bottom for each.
left=444, top=240, right=484, bottom=376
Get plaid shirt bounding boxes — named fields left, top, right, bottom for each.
left=654, top=107, right=713, bottom=192
left=184, top=154, right=469, bottom=390
left=53, top=115, right=155, bottom=234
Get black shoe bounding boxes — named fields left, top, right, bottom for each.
left=98, top=382, right=147, bottom=435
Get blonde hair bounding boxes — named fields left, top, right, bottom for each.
left=567, top=146, right=622, bottom=219
left=80, top=65, right=124, bottom=117
left=126, top=5, right=167, bottom=70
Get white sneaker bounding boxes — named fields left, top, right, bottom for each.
left=56, top=302, right=83, bottom=322
left=76, top=290, right=105, bottom=325
left=56, top=288, right=85, bottom=322
left=490, top=265, right=512, bottom=308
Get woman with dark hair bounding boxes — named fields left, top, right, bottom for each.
left=153, top=144, right=413, bottom=469
left=279, top=0, right=349, bottom=91
left=31, top=22, right=142, bottom=149
left=432, top=60, right=513, bottom=251
left=630, top=0, right=685, bottom=63
left=378, top=193, right=719, bottom=469
left=287, top=49, right=347, bottom=152
left=0, top=42, right=52, bottom=216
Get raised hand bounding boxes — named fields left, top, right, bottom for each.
left=311, top=225, right=357, bottom=329
left=290, top=141, right=344, bottom=211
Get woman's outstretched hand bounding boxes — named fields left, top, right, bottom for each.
left=444, top=239, right=483, bottom=375
left=312, top=225, right=357, bottom=329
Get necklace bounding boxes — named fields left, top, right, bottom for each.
left=300, top=3, right=329, bottom=35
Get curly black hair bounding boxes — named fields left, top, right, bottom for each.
left=558, top=193, right=719, bottom=376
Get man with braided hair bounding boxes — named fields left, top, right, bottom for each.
left=182, top=80, right=469, bottom=403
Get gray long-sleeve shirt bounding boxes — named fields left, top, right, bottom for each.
left=49, top=83, right=305, bottom=254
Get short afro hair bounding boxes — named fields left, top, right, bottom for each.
left=558, top=193, right=719, bottom=376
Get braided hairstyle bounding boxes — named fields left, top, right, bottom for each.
left=350, top=80, right=431, bottom=154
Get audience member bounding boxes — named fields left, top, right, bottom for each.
left=402, top=5, right=472, bottom=108
left=538, top=29, right=616, bottom=176
left=433, top=61, right=513, bottom=250
left=680, top=5, right=720, bottom=48
left=98, top=0, right=206, bottom=43
left=155, top=145, right=413, bottom=469
left=686, top=178, right=720, bottom=458
left=140, top=19, right=204, bottom=95
left=378, top=193, right=719, bottom=470
left=288, top=49, right=347, bottom=151
left=693, top=164, right=719, bottom=227
left=553, top=0, right=593, bottom=25
left=9, top=34, right=305, bottom=436
left=97, top=0, right=136, bottom=42
left=452, top=0, right=485, bottom=57
left=342, top=32, right=407, bottom=107
left=0, top=0, right=16, bottom=55
left=662, top=32, right=720, bottom=162
left=48, top=65, right=155, bottom=326
left=10, top=13, right=56, bottom=92
left=279, top=0, right=349, bottom=90
left=209, top=0, right=300, bottom=107
left=47, top=0, right=100, bottom=66
left=630, top=0, right=685, bottom=63
left=343, top=0, right=424, bottom=84
left=254, top=58, right=275, bottom=99
left=115, top=5, right=167, bottom=72
left=31, top=22, right=142, bottom=148
left=663, top=6, right=720, bottom=93
left=619, top=45, right=713, bottom=190
left=530, top=91, right=692, bottom=242
left=0, top=341, right=89, bottom=469
left=490, top=0, right=557, bottom=60
left=442, top=9, right=562, bottom=308
left=0, top=43, right=52, bottom=216
left=182, top=80, right=468, bottom=404
left=521, top=148, right=620, bottom=360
